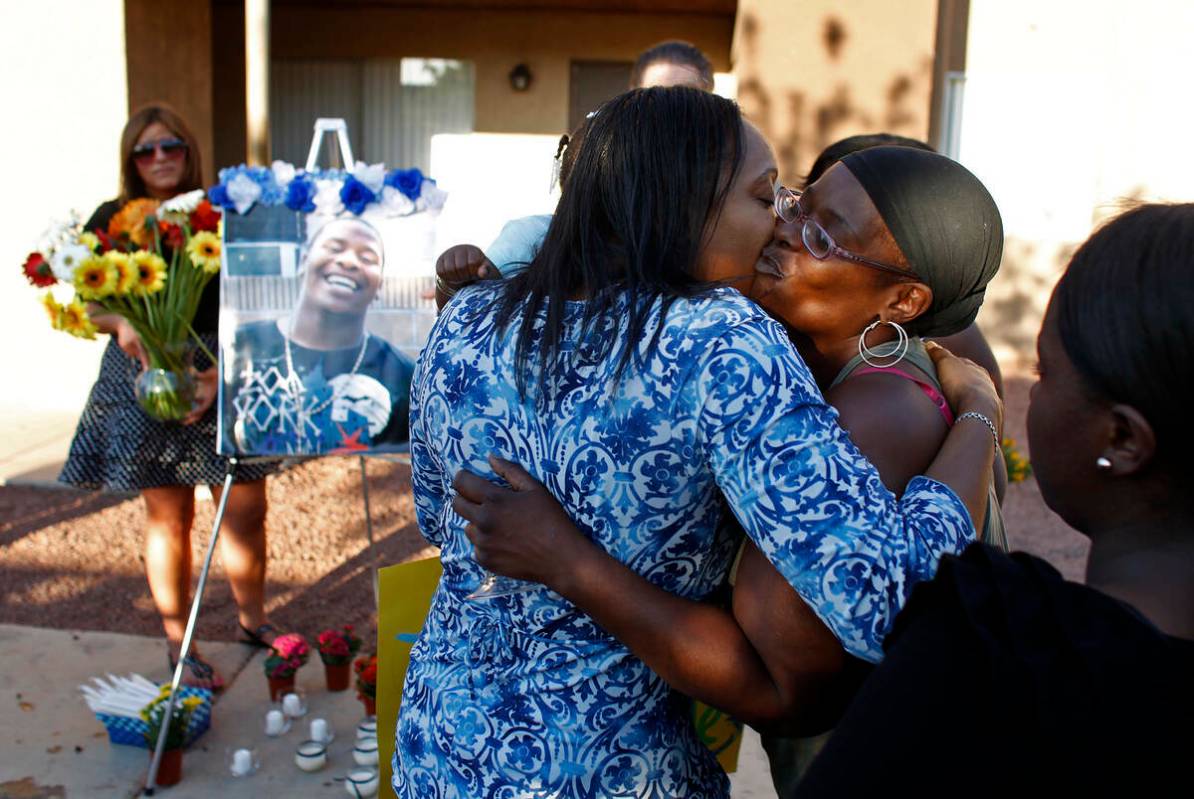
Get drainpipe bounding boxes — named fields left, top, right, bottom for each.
left=245, top=0, right=270, bottom=165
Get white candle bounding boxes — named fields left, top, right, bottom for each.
left=310, top=717, right=330, bottom=744
left=344, top=768, right=379, bottom=798
left=231, top=748, right=253, bottom=777
left=295, top=740, right=327, bottom=772
left=282, top=692, right=305, bottom=718
left=265, top=709, right=286, bottom=736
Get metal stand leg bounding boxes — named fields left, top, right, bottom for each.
left=145, top=459, right=238, bottom=795
left=359, top=456, right=379, bottom=607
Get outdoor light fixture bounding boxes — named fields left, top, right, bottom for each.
left=509, top=63, right=533, bottom=92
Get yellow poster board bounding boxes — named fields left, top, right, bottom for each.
left=377, top=556, right=742, bottom=789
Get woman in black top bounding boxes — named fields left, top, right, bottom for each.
left=797, top=203, right=1194, bottom=795
left=60, top=105, right=282, bottom=690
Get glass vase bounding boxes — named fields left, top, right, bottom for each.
left=134, top=343, right=197, bottom=422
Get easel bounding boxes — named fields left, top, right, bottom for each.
left=145, top=119, right=392, bottom=793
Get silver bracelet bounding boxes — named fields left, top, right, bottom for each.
left=955, top=411, right=1000, bottom=449
left=435, top=276, right=458, bottom=298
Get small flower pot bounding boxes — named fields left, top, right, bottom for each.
left=268, top=674, right=296, bottom=702
left=360, top=696, right=376, bottom=718
left=153, top=747, right=183, bottom=787
left=324, top=661, right=351, bottom=692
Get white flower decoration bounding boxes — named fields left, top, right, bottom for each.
left=160, top=189, right=207, bottom=215
left=351, top=161, right=387, bottom=194
left=378, top=186, right=415, bottom=217
left=312, top=178, right=345, bottom=217
left=51, top=244, right=93, bottom=281
left=415, top=180, right=448, bottom=213
left=271, top=160, right=296, bottom=189
left=226, top=173, right=263, bottom=215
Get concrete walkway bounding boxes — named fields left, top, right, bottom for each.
left=0, top=624, right=777, bottom=798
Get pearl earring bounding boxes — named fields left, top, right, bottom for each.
left=1096, top=457, right=1112, bottom=471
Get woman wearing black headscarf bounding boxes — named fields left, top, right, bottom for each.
left=796, top=203, right=1194, bottom=796
left=449, top=146, right=1006, bottom=736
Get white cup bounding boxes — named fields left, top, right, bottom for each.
left=344, top=768, right=379, bottom=798
left=351, top=737, right=379, bottom=766
left=294, top=740, right=327, bottom=772
left=355, top=718, right=377, bottom=739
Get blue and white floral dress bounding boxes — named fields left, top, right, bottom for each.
left=395, top=284, right=974, bottom=798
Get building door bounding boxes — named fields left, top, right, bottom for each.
left=569, top=60, right=633, bottom=132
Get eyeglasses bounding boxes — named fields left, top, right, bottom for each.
left=131, top=138, right=188, bottom=163
left=773, top=185, right=919, bottom=280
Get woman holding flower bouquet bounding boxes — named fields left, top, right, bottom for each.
left=58, top=104, right=283, bottom=691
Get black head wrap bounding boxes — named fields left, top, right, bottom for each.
left=840, top=146, right=1003, bottom=337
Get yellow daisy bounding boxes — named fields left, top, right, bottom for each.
left=78, top=232, right=100, bottom=253
left=60, top=299, right=97, bottom=339
left=103, top=251, right=138, bottom=294
left=186, top=231, right=221, bottom=274
left=73, top=255, right=118, bottom=299
left=131, top=251, right=168, bottom=294
left=41, top=293, right=64, bottom=329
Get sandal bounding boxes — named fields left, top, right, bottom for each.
left=168, top=651, right=226, bottom=693
left=239, top=622, right=282, bottom=650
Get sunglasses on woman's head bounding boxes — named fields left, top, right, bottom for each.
left=773, top=185, right=920, bottom=280
left=131, top=138, right=188, bottom=163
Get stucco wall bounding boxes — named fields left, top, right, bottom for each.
left=732, top=0, right=939, bottom=183
left=211, top=4, right=734, bottom=167
left=960, top=0, right=1194, bottom=369
left=0, top=2, right=129, bottom=416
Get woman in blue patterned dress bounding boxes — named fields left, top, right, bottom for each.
left=395, top=88, right=1002, bottom=798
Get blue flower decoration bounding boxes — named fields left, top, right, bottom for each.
left=385, top=167, right=424, bottom=201
left=340, top=176, right=377, bottom=214
left=284, top=175, right=317, bottom=212
left=207, top=183, right=234, bottom=209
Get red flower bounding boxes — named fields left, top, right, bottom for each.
left=94, top=228, right=117, bottom=253
left=189, top=200, right=221, bottom=233
left=158, top=221, right=184, bottom=250
left=22, top=252, right=55, bottom=287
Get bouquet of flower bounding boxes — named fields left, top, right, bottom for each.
left=263, top=633, right=310, bottom=679
left=140, top=685, right=206, bottom=750
left=354, top=653, right=378, bottom=701
left=21, top=190, right=223, bottom=421
left=317, top=625, right=363, bottom=666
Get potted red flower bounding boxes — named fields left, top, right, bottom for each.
left=262, top=633, right=309, bottom=701
left=354, top=653, right=378, bottom=717
left=317, top=625, right=363, bottom=692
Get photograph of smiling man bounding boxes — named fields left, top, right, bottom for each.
left=218, top=209, right=420, bottom=456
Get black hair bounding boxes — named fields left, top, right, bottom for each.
left=496, top=87, right=744, bottom=394
left=804, top=133, right=934, bottom=189
left=1054, top=203, right=1194, bottom=462
left=630, top=40, right=715, bottom=91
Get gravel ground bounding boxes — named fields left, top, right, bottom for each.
left=0, top=376, right=1087, bottom=645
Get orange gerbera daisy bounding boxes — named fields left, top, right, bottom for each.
left=108, top=198, right=160, bottom=248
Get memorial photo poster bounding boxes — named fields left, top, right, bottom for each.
left=215, top=165, right=444, bottom=457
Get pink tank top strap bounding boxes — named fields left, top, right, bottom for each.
left=851, top=366, right=955, bottom=426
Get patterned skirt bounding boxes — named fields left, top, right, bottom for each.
left=59, top=336, right=282, bottom=492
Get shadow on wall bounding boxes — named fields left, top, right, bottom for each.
left=735, top=11, right=933, bottom=181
